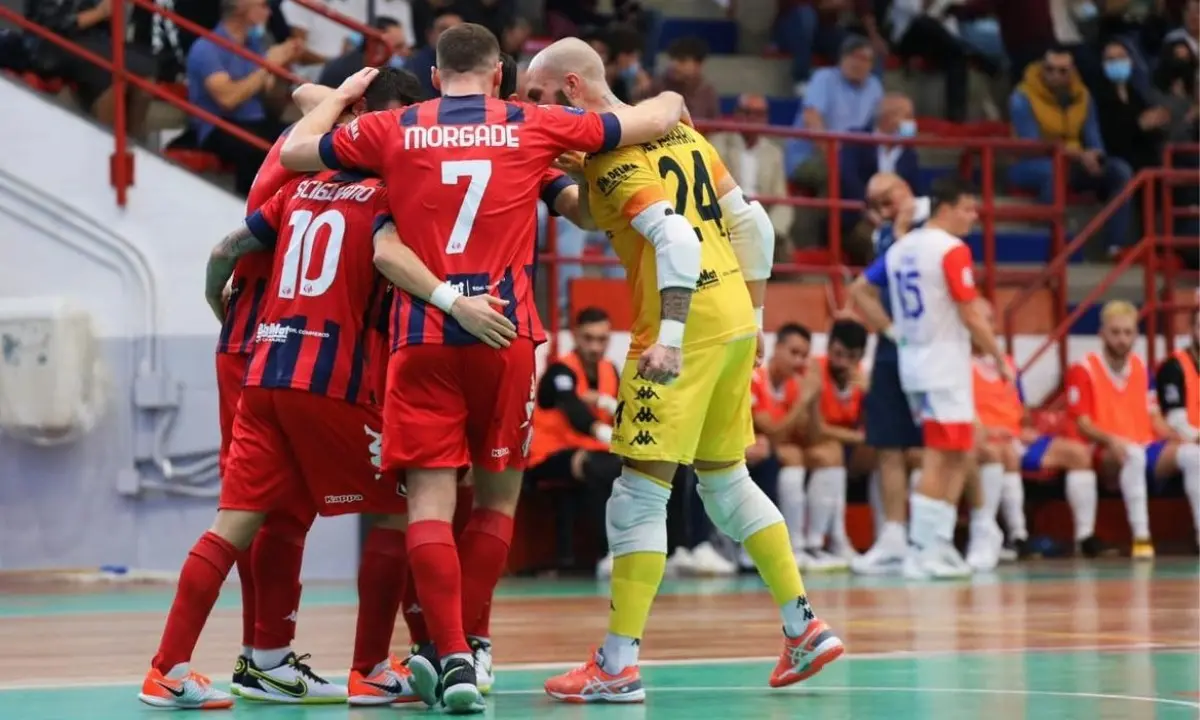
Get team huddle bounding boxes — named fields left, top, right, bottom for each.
left=134, top=21, right=1200, bottom=716
left=137, top=24, right=843, bottom=714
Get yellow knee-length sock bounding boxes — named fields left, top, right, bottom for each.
left=744, top=521, right=807, bottom=604
left=608, top=551, right=667, bottom=639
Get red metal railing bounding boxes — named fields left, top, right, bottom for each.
left=0, top=0, right=391, bottom=206
left=539, top=121, right=1068, bottom=353
left=1013, top=166, right=1199, bottom=386
left=1159, top=143, right=1200, bottom=357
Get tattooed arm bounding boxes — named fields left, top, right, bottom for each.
left=205, top=224, right=269, bottom=323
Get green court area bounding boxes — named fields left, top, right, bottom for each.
left=2, top=650, right=1197, bottom=719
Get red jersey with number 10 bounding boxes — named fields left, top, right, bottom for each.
left=219, top=127, right=304, bottom=355
left=243, top=170, right=392, bottom=404
left=320, top=94, right=622, bottom=349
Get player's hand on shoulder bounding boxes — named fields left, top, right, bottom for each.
left=553, top=151, right=588, bottom=182
left=637, top=343, right=682, bottom=385
left=449, top=294, right=517, bottom=349
left=335, top=66, right=380, bottom=102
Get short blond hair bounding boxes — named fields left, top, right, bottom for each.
left=1100, top=300, right=1138, bottom=326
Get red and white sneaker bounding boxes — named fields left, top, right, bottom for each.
left=544, top=650, right=645, bottom=704
left=769, top=618, right=845, bottom=688
left=347, top=653, right=420, bottom=706
left=138, top=667, right=234, bottom=709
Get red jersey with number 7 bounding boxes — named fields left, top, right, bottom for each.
left=319, top=94, right=623, bottom=349
left=242, top=170, right=393, bottom=404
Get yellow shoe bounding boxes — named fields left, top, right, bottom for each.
left=1131, top=539, right=1155, bottom=560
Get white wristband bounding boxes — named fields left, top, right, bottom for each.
left=754, top=307, right=764, bottom=330
left=658, top=319, right=685, bottom=348
left=594, top=423, right=613, bottom=444
left=429, top=282, right=462, bottom=314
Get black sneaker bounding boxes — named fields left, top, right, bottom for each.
left=1013, top=538, right=1035, bottom=560
left=404, top=643, right=440, bottom=707
left=1079, top=535, right=1119, bottom=558
left=439, top=656, right=485, bottom=714
left=231, top=655, right=252, bottom=696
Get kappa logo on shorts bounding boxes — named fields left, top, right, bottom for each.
left=325, top=494, right=364, bottom=505
left=635, top=386, right=660, bottom=401
left=632, top=407, right=660, bottom=424
left=629, top=430, right=656, bottom=446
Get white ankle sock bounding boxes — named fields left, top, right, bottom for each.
left=1064, top=469, right=1098, bottom=541
left=1177, top=444, right=1200, bottom=544
left=979, top=463, right=1004, bottom=520
left=806, top=467, right=845, bottom=549
left=165, top=662, right=190, bottom=680
left=252, top=647, right=291, bottom=670
left=909, top=493, right=945, bottom=550
left=1000, top=472, right=1028, bottom=540
left=780, top=595, right=816, bottom=638
left=241, top=646, right=253, bottom=660
left=600, top=633, right=640, bottom=674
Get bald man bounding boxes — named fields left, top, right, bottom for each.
left=527, top=38, right=844, bottom=704
left=709, top=93, right=794, bottom=251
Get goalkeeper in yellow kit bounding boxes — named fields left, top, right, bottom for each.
left=526, top=38, right=844, bottom=703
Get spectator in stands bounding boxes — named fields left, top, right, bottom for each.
left=948, top=0, right=1094, bottom=85
left=839, top=93, right=920, bottom=241
left=544, top=0, right=609, bottom=38
left=408, top=10, right=462, bottom=98
left=26, top=0, right=156, bottom=137
left=281, top=0, right=360, bottom=79
left=500, top=16, right=531, bottom=63
left=646, top=37, right=720, bottom=120
left=317, top=16, right=410, bottom=88
left=186, top=0, right=300, bottom=195
left=1094, top=39, right=1171, bottom=172
left=709, top=93, right=795, bottom=258
left=773, top=1, right=853, bottom=94
left=888, top=1, right=1001, bottom=123
left=1008, top=46, right=1134, bottom=256
left=606, top=26, right=653, bottom=104
left=785, top=35, right=883, bottom=249
left=1157, top=3, right=1200, bottom=265
left=450, top=0, right=515, bottom=42
left=526, top=307, right=623, bottom=576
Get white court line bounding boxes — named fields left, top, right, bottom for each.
left=0, top=643, right=1195, bottom=693
left=493, top=685, right=1200, bottom=710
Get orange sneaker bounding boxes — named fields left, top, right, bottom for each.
left=137, top=667, right=234, bottom=709
left=544, top=650, right=645, bottom=704
left=347, top=654, right=420, bottom=706
left=769, top=618, right=845, bottom=688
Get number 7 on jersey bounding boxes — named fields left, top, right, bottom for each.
left=442, top=160, right=492, bottom=255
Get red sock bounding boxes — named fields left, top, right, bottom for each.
left=469, top=598, right=492, bottom=639
left=236, top=540, right=257, bottom=650
left=457, top=509, right=513, bottom=639
left=351, top=527, right=408, bottom=674
left=152, top=531, right=239, bottom=674
left=401, top=568, right=430, bottom=646
left=406, top=520, right=469, bottom=656
left=251, top=513, right=309, bottom=650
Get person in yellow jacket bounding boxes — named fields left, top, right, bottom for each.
left=527, top=307, right=624, bottom=575
left=1007, top=45, right=1133, bottom=255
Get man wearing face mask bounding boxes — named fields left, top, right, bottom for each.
left=607, top=26, right=652, bottom=104
left=647, top=36, right=719, bottom=120
left=839, top=93, right=920, bottom=242
left=186, top=0, right=302, bottom=195
left=1007, top=45, right=1134, bottom=256
left=318, top=16, right=412, bottom=88
left=1095, top=39, right=1171, bottom=173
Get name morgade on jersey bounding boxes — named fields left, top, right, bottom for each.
left=595, top=162, right=639, bottom=197
left=403, top=124, right=520, bottom=150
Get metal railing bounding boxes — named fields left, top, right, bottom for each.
left=539, top=120, right=1068, bottom=356
left=0, top=0, right=392, bottom=205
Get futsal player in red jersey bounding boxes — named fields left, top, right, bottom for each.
left=210, top=67, right=425, bottom=704
left=278, top=25, right=686, bottom=713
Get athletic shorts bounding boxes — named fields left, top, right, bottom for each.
left=1018, top=434, right=1053, bottom=473
left=220, top=387, right=405, bottom=517
left=864, top=359, right=923, bottom=450
left=611, top=336, right=757, bottom=466
left=1090, top=439, right=1170, bottom=486
left=215, top=352, right=250, bottom=478
left=905, top=387, right=975, bottom=451
left=383, top=338, right=537, bottom=473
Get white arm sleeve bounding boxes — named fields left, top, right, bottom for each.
left=719, top=187, right=775, bottom=282
left=1165, top=408, right=1200, bottom=441
left=630, top=201, right=702, bottom=291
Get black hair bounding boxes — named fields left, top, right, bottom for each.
left=607, top=26, right=642, bottom=58
left=575, top=307, right=610, bottom=327
left=363, top=66, right=425, bottom=110
left=930, top=176, right=978, bottom=212
left=437, top=22, right=500, bottom=75
left=828, top=319, right=868, bottom=352
left=777, top=323, right=812, bottom=344
left=372, top=15, right=400, bottom=32
left=665, top=36, right=709, bottom=63
left=499, top=52, right=518, bottom=99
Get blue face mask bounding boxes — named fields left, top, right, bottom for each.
left=897, top=119, right=917, bottom=138
left=347, top=31, right=363, bottom=48
left=1074, top=1, right=1098, bottom=20
left=388, top=54, right=407, bottom=69
left=1104, top=58, right=1133, bottom=83
left=620, top=62, right=641, bottom=82
left=247, top=24, right=266, bottom=42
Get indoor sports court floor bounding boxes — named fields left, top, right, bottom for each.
left=0, top=560, right=1196, bottom=719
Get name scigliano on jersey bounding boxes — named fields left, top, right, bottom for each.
left=403, top=124, right=520, bottom=150
left=293, top=179, right=378, bottom=203
left=255, top=322, right=332, bottom=343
